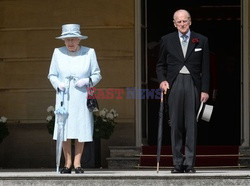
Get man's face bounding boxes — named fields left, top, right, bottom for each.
left=173, top=11, right=191, bottom=35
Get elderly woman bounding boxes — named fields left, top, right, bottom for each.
left=48, top=24, right=102, bottom=174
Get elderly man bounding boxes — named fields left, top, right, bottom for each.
left=156, top=9, right=210, bottom=173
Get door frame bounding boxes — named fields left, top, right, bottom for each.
left=135, top=0, right=249, bottom=147
left=135, top=0, right=142, bottom=147
left=241, top=0, right=249, bottom=146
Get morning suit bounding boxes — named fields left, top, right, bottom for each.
left=156, top=30, right=210, bottom=166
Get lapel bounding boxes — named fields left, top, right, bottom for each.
left=171, top=32, right=184, bottom=61
left=185, top=32, right=198, bottom=60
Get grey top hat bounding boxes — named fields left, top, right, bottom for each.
left=56, top=24, right=88, bottom=40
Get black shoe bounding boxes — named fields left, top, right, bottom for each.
left=75, top=167, right=84, bottom=174
left=184, top=166, right=196, bottom=173
left=171, top=165, right=184, bottom=173
left=60, top=167, right=72, bottom=174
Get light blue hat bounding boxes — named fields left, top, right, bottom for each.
left=56, top=24, right=88, bottom=40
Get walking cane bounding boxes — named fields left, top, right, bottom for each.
left=156, top=90, right=166, bottom=173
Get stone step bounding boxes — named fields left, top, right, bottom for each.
left=135, top=165, right=247, bottom=169
left=107, top=146, right=141, bottom=169
left=239, top=146, right=250, bottom=167
left=109, top=146, right=141, bottom=157
left=1, top=169, right=250, bottom=186
left=107, top=157, right=140, bottom=169
left=107, top=146, right=250, bottom=169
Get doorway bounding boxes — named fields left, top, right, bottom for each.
left=145, top=0, right=241, bottom=146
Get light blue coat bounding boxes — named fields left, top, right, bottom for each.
left=48, top=46, right=102, bottom=142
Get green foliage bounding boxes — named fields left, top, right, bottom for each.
left=46, top=106, right=55, bottom=135
left=46, top=107, right=118, bottom=140
left=0, top=117, right=9, bottom=143
left=46, top=115, right=55, bottom=135
left=93, top=108, right=118, bottom=139
left=93, top=114, right=116, bottom=139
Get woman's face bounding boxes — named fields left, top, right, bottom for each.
left=64, top=38, right=80, bottom=52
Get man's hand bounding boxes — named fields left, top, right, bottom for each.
left=201, top=92, right=209, bottom=103
left=160, top=81, right=169, bottom=92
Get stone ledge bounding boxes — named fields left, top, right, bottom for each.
left=109, top=146, right=141, bottom=157
left=239, top=146, right=250, bottom=168
left=107, top=157, right=140, bottom=169
left=239, top=146, right=250, bottom=155
left=1, top=170, right=250, bottom=186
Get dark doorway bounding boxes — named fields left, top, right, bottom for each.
left=146, top=0, right=241, bottom=146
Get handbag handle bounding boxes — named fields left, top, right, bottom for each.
left=88, top=78, right=94, bottom=87
left=87, top=78, right=95, bottom=96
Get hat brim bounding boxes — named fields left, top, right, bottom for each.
left=201, top=104, right=213, bottom=122
left=196, top=102, right=214, bottom=122
left=55, top=34, right=88, bottom=40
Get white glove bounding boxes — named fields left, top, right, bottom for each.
left=58, top=82, right=66, bottom=91
left=74, top=78, right=89, bottom=88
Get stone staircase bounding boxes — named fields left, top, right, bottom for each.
left=137, top=145, right=243, bottom=169
left=1, top=146, right=250, bottom=185
left=107, top=146, right=140, bottom=169
left=239, top=146, right=250, bottom=167
left=105, top=145, right=250, bottom=170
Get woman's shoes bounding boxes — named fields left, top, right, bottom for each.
left=60, top=167, right=72, bottom=174
left=60, top=166, right=84, bottom=174
left=75, top=167, right=84, bottom=174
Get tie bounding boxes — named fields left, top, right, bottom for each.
left=181, top=35, right=188, bottom=46
left=181, top=35, right=188, bottom=57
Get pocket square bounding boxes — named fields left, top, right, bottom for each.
left=195, top=48, right=202, bottom=52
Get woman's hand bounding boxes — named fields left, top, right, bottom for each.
left=58, top=82, right=66, bottom=91
left=75, top=78, right=89, bottom=88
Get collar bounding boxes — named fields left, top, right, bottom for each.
left=178, top=30, right=191, bottom=38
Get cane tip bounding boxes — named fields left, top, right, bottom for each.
left=156, top=162, right=160, bottom=173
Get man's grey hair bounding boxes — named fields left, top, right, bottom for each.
left=173, top=9, right=191, bottom=21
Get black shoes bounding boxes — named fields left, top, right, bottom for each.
left=60, top=167, right=72, bottom=174
left=171, top=165, right=184, bottom=173
left=60, top=166, right=84, bottom=174
left=171, top=165, right=196, bottom=173
left=75, top=167, right=84, bottom=174
left=184, top=166, right=196, bottom=173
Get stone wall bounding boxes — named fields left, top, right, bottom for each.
left=0, top=0, right=136, bottom=168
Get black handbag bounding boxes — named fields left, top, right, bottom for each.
left=87, top=78, right=99, bottom=112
